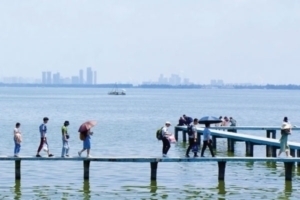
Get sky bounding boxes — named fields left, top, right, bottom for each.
left=0, top=0, right=299, bottom=84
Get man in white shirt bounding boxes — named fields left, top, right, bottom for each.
left=185, top=118, right=199, bottom=157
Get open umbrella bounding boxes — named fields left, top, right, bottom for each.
left=198, top=116, right=222, bottom=124
left=78, top=120, right=97, bottom=132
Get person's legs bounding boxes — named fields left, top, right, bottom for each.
left=186, top=138, right=194, bottom=156
left=37, top=138, right=44, bottom=155
left=65, top=141, right=69, bottom=156
left=208, top=140, right=215, bottom=157
left=201, top=141, right=208, bottom=157
left=162, top=138, right=170, bottom=155
left=14, top=139, right=18, bottom=155
left=61, top=139, right=66, bottom=157
left=165, top=139, right=171, bottom=155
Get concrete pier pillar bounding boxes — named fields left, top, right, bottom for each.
left=284, top=162, right=294, bottom=181
left=218, top=161, right=226, bottom=181
left=227, top=139, right=234, bottom=152
left=245, top=142, right=254, bottom=157
left=174, top=127, right=178, bottom=141
left=15, top=160, right=21, bottom=180
left=183, top=131, right=187, bottom=143
left=150, top=162, right=158, bottom=181
left=297, top=150, right=300, bottom=167
left=83, top=160, right=90, bottom=180
left=212, top=136, right=217, bottom=150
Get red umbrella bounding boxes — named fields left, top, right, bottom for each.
left=78, top=120, right=97, bottom=132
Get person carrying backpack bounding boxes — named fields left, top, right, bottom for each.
left=161, top=121, right=172, bottom=157
left=185, top=118, right=199, bottom=157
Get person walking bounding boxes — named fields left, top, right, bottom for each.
left=185, top=118, right=199, bottom=157
left=278, top=117, right=292, bottom=157
left=61, top=121, right=70, bottom=157
left=161, top=121, right=172, bottom=157
left=36, top=117, right=54, bottom=157
left=78, top=130, right=93, bottom=158
left=13, top=122, right=22, bottom=157
left=200, top=123, right=215, bottom=157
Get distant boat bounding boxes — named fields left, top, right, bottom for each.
left=108, top=85, right=126, bottom=95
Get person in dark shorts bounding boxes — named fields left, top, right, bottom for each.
left=36, top=117, right=54, bottom=157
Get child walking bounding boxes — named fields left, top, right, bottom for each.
left=78, top=130, right=93, bottom=158
left=14, top=123, right=22, bottom=157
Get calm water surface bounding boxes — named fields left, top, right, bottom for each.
left=0, top=87, right=300, bottom=199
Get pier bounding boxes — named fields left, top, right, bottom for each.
left=1, top=157, right=300, bottom=182
left=174, top=126, right=300, bottom=158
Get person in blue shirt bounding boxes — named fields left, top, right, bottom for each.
left=36, top=117, right=54, bottom=157
left=200, top=123, right=215, bottom=157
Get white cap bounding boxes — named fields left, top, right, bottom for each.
left=165, top=121, right=171, bottom=125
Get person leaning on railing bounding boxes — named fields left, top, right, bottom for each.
left=278, top=116, right=293, bottom=157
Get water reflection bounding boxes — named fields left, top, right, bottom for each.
left=150, top=180, right=157, bottom=193
left=217, top=181, right=226, bottom=195
left=14, top=180, right=21, bottom=200
left=83, top=180, right=91, bottom=200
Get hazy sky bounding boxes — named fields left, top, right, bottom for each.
left=0, top=0, right=299, bottom=84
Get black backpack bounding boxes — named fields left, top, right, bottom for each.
left=156, top=127, right=163, bottom=140
left=187, top=124, right=194, bottom=136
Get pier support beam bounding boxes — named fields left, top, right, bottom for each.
left=83, top=160, right=90, bottom=180
left=290, top=149, right=295, bottom=157
left=212, top=136, right=217, bottom=150
left=174, top=127, right=179, bottom=141
left=150, top=162, right=158, bottom=181
left=15, top=160, right=21, bottom=180
left=297, top=150, right=300, bottom=167
left=266, top=130, right=277, bottom=157
left=227, top=139, right=234, bottom=152
left=182, top=131, right=187, bottom=143
left=284, top=162, right=294, bottom=181
left=245, top=142, right=254, bottom=157
left=218, top=161, right=226, bottom=181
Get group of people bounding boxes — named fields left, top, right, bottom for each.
left=162, top=116, right=215, bottom=158
left=13, top=117, right=94, bottom=158
left=162, top=115, right=295, bottom=158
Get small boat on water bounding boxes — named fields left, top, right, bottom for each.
left=108, top=89, right=126, bottom=95
left=108, top=85, right=126, bottom=95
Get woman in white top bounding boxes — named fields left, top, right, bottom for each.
left=14, top=122, right=22, bottom=157
left=161, top=121, right=172, bottom=157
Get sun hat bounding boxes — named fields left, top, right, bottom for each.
left=165, top=121, right=172, bottom=125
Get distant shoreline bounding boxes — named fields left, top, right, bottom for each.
left=1, top=83, right=300, bottom=90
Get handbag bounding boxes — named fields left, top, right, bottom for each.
left=192, top=144, right=199, bottom=153
left=66, top=134, right=70, bottom=139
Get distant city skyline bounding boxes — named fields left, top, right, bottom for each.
left=0, top=1, right=299, bottom=84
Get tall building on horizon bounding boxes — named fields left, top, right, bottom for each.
left=46, top=72, right=52, bottom=84
left=42, top=72, right=47, bottom=84
left=79, top=69, right=84, bottom=84
left=86, top=67, right=93, bottom=84
left=93, top=71, right=97, bottom=84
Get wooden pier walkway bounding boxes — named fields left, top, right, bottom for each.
left=174, top=126, right=300, bottom=157
left=1, top=156, right=300, bottom=182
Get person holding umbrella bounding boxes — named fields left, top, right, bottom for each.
left=78, top=120, right=97, bottom=158
left=200, top=123, right=215, bottom=157
left=198, top=116, right=220, bottom=157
